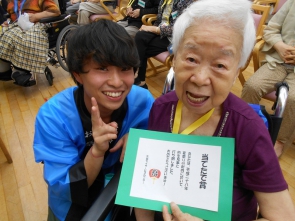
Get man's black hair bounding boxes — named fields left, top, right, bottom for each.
left=66, top=19, right=140, bottom=85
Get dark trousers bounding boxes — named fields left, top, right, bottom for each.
left=135, top=31, right=170, bottom=82
left=0, top=0, right=8, bottom=24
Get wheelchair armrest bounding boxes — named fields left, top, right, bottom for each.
left=81, top=169, right=121, bottom=221
left=120, top=7, right=127, bottom=18
left=273, top=82, right=289, bottom=118
left=162, top=67, right=175, bottom=95
left=39, top=14, right=68, bottom=23
left=267, top=82, right=289, bottom=144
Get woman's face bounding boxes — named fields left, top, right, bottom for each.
left=74, top=59, right=135, bottom=118
left=173, top=22, right=242, bottom=116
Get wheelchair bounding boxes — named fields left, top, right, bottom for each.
left=40, top=0, right=78, bottom=86
left=1, top=0, right=78, bottom=86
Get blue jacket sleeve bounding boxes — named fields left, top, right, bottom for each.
left=33, top=87, right=87, bottom=220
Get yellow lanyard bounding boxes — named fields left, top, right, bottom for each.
left=127, top=0, right=135, bottom=7
left=161, top=0, right=173, bottom=9
left=172, top=101, right=215, bottom=135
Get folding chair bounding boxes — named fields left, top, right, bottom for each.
left=254, top=0, right=287, bottom=16
left=238, top=3, right=270, bottom=86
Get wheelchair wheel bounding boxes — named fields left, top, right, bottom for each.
left=56, top=25, right=78, bottom=72
left=45, top=67, right=53, bottom=86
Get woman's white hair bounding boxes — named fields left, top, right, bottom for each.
left=172, top=0, right=256, bottom=68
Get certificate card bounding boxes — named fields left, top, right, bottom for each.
left=115, top=128, right=235, bottom=221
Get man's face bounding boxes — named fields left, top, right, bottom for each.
left=74, top=59, right=135, bottom=117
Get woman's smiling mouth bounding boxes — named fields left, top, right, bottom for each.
left=187, top=92, right=209, bottom=103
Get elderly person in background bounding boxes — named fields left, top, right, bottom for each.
left=135, top=0, right=295, bottom=220
left=242, top=0, right=295, bottom=158
left=66, top=0, right=80, bottom=24
left=117, top=0, right=160, bottom=38
left=0, top=0, right=8, bottom=24
left=77, top=0, right=116, bottom=25
left=0, top=0, right=60, bottom=86
left=133, top=0, right=194, bottom=89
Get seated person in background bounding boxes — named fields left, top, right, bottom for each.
left=241, top=0, right=295, bottom=158
left=77, top=0, right=116, bottom=25
left=33, top=19, right=154, bottom=221
left=117, top=0, right=159, bottom=38
left=134, top=0, right=194, bottom=89
left=0, top=0, right=60, bottom=86
left=0, top=0, right=8, bottom=24
left=66, top=0, right=80, bottom=23
left=135, top=0, right=295, bottom=220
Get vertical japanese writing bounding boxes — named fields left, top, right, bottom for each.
left=176, top=151, right=181, bottom=168
left=170, top=150, right=176, bottom=175
left=184, top=152, right=191, bottom=190
left=179, top=151, right=186, bottom=187
left=163, top=150, right=170, bottom=186
left=199, top=154, right=208, bottom=189
left=143, top=155, right=149, bottom=183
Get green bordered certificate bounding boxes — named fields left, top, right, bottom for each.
left=115, top=128, right=235, bottom=221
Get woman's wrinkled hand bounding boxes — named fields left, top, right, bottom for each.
left=139, top=25, right=155, bottom=32
left=109, top=133, right=129, bottom=162
left=163, top=202, right=204, bottom=221
left=91, top=97, right=118, bottom=157
left=139, top=25, right=149, bottom=32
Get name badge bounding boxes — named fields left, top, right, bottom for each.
left=138, top=0, right=145, bottom=8
left=171, top=11, right=178, bottom=20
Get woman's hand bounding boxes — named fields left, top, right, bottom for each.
left=273, top=41, right=295, bottom=61
left=91, top=97, right=118, bottom=157
left=129, top=9, right=140, bottom=18
left=27, top=13, right=38, bottom=23
left=109, top=133, right=129, bottom=162
left=283, top=49, right=295, bottom=64
left=126, top=7, right=133, bottom=16
left=70, top=0, right=80, bottom=4
left=1, top=21, right=9, bottom=27
left=163, top=202, right=204, bottom=221
left=139, top=25, right=158, bottom=34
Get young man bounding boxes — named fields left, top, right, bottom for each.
left=33, top=20, right=154, bottom=221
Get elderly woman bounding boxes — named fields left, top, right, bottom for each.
left=134, top=0, right=295, bottom=220
left=0, top=0, right=60, bottom=86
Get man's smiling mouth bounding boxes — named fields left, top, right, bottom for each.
left=103, top=92, right=123, bottom=98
